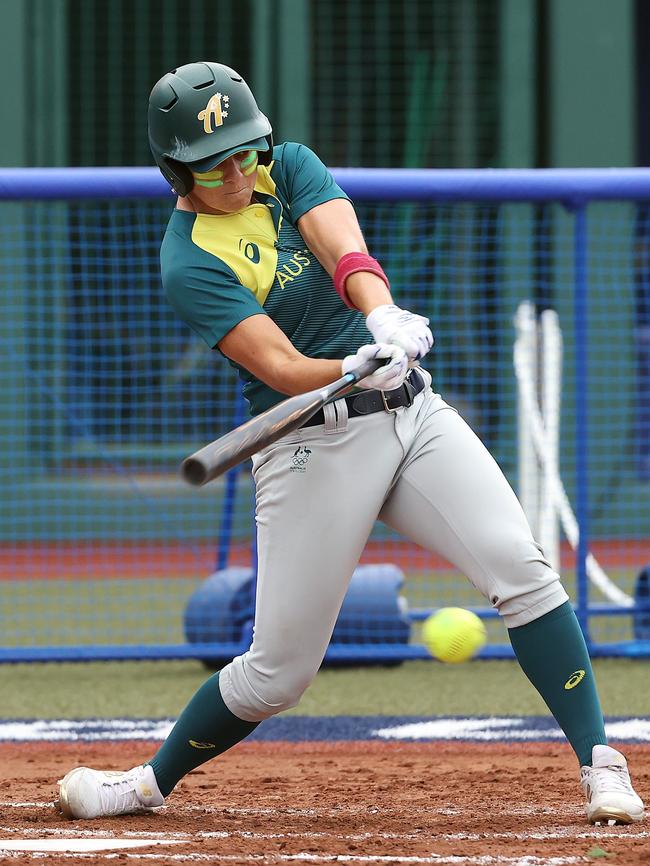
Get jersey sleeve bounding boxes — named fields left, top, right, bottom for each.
left=279, top=142, right=350, bottom=222
left=162, top=241, right=266, bottom=349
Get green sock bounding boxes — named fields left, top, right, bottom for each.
left=148, top=672, right=258, bottom=796
left=508, top=601, right=606, bottom=766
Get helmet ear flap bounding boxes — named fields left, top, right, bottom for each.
left=159, top=158, right=194, bottom=197
left=258, top=134, right=274, bottom=166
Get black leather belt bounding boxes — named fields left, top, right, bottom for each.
left=303, top=368, right=425, bottom=428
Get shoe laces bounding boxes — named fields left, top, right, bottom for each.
left=590, top=764, right=634, bottom=796
left=99, top=770, right=144, bottom=813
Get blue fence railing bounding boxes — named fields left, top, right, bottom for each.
left=4, top=166, right=650, bottom=201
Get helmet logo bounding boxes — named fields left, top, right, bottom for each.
left=197, top=93, right=230, bottom=134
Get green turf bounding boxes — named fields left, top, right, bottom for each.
left=1, top=566, right=640, bottom=647
left=3, top=579, right=193, bottom=646
left=0, top=657, right=648, bottom=719
left=1, top=567, right=644, bottom=723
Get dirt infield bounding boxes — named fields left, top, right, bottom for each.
left=0, top=741, right=648, bottom=864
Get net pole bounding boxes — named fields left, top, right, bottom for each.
left=513, top=338, right=634, bottom=606
left=515, top=301, right=540, bottom=535
left=573, top=204, right=591, bottom=639
left=539, top=309, right=562, bottom=572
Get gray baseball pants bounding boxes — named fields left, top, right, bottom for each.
left=219, top=371, right=569, bottom=722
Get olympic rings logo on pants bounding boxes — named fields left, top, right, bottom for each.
left=289, top=445, right=312, bottom=473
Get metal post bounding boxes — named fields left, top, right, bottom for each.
left=29, top=0, right=68, bottom=165
left=573, top=204, right=591, bottom=639
left=0, top=0, right=28, bottom=486
left=453, top=0, right=477, bottom=168
left=251, top=0, right=273, bottom=117
left=549, top=0, right=633, bottom=168
left=277, top=0, right=310, bottom=144
left=498, top=0, right=536, bottom=168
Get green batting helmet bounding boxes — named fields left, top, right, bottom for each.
left=148, top=61, right=273, bottom=196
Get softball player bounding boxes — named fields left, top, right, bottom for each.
left=58, top=62, right=643, bottom=826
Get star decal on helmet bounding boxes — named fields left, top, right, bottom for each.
left=197, top=92, right=230, bottom=134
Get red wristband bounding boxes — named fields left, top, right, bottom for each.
left=333, top=252, right=390, bottom=310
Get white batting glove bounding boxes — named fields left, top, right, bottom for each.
left=365, top=304, right=434, bottom=361
left=342, top=343, right=409, bottom=391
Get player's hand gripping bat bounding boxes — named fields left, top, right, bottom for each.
left=181, top=357, right=384, bottom=487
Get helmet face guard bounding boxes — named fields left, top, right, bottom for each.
left=148, top=62, right=273, bottom=196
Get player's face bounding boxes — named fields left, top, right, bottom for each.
left=189, top=150, right=259, bottom=214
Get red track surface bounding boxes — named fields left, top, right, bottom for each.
left=2, top=539, right=649, bottom=581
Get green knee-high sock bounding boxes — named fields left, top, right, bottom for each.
left=508, top=601, right=606, bottom=766
left=148, top=672, right=258, bottom=796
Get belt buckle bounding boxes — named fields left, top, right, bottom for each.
left=381, top=376, right=416, bottom=413
left=381, top=389, right=401, bottom=413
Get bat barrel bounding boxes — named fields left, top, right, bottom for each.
left=180, top=391, right=326, bottom=487
left=180, top=359, right=385, bottom=488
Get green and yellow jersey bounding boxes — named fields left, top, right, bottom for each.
left=161, top=142, right=371, bottom=415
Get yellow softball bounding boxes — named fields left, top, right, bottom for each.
left=422, top=607, right=487, bottom=663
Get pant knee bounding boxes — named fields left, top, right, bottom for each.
left=470, top=534, right=569, bottom=628
left=218, top=653, right=316, bottom=722
left=496, top=579, right=570, bottom=628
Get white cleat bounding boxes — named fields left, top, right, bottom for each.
left=580, top=745, right=645, bottom=825
left=56, top=764, right=164, bottom=819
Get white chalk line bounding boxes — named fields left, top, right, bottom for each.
left=0, top=825, right=647, bottom=843
left=177, top=804, right=584, bottom=818
left=0, top=852, right=584, bottom=864
left=0, top=801, right=586, bottom=819
left=0, top=839, right=184, bottom=852
left=0, top=802, right=54, bottom=809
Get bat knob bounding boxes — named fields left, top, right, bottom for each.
left=182, top=457, right=208, bottom=486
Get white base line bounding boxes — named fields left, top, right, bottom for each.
left=0, top=826, right=647, bottom=843
left=0, top=802, right=584, bottom=818
left=0, top=853, right=583, bottom=865
left=0, top=802, right=53, bottom=808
